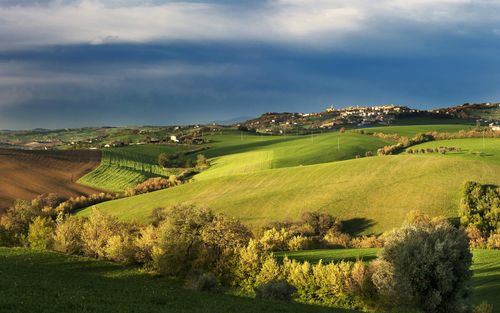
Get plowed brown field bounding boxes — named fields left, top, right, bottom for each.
left=0, top=148, right=102, bottom=209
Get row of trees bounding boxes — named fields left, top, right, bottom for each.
left=158, top=152, right=210, bottom=169
left=0, top=198, right=485, bottom=312
left=407, top=146, right=461, bottom=154
left=373, top=128, right=499, bottom=156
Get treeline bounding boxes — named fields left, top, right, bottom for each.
left=366, top=128, right=500, bottom=156
left=158, top=152, right=210, bottom=169
left=407, top=146, right=461, bottom=154
left=0, top=197, right=490, bottom=312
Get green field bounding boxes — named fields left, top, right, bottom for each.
left=0, top=247, right=356, bottom=313
left=78, top=145, right=189, bottom=192
left=364, top=124, right=474, bottom=137
left=276, top=248, right=500, bottom=308
left=81, top=154, right=500, bottom=233
left=196, top=131, right=390, bottom=180
left=409, top=138, right=500, bottom=165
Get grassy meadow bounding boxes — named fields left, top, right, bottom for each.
left=275, top=248, right=500, bottom=308
left=409, top=138, right=500, bottom=164
left=77, top=125, right=500, bottom=234
left=365, top=123, right=474, bottom=137
left=0, top=247, right=357, bottom=313
left=81, top=154, right=500, bottom=233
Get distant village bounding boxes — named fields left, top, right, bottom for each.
left=1, top=102, right=499, bottom=149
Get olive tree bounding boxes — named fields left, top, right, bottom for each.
left=373, top=213, right=472, bottom=313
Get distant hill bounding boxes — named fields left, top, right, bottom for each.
left=431, top=102, right=500, bottom=121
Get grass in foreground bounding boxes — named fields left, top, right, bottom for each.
left=0, top=247, right=357, bottom=313
left=276, top=248, right=500, bottom=308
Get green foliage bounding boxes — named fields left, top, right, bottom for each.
left=260, top=228, right=294, bottom=251
left=81, top=208, right=122, bottom=258
left=27, top=216, right=54, bottom=250
left=196, top=154, right=210, bottom=168
left=52, top=215, right=85, bottom=254
left=459, top=181, right=500, bottom=235
left=153, top=204, right=214, bottom=277
left=374, top=215, right=472, bottom=313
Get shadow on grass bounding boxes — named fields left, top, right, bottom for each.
left=341, top=218, right=377, bottom=236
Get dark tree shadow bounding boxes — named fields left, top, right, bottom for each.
left=341, top=218, right=377, bottom=236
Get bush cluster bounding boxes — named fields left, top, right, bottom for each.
left=258, top=212, right=382, bottom=252
left=373, top=128, right=499, bottom=156
left=0, top=200, right=482, bottom=312
left=459, top=182, right=500, bottom=249
left=406, top=146, right=461, bottom=154
left=125, top=176, right=181, bottom=197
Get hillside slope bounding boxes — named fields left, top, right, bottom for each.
left=0, top=149, right=101, bottom=209
left=0, top=247, right=354, bottom=313
left=83, top=155, right=500, bottom=234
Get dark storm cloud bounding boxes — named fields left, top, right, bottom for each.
left=1, top=1, right=500, bottom=129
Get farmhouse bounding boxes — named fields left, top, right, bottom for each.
left=170, top=135, right=180, bottom=143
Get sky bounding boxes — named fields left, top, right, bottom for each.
left=1, top=0, right=500, bottom=129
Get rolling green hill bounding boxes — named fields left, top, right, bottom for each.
left=78, top=145, right=189, bottom=192
left=81, top=154, right=500, bottom=234
left=364, top=124, right=474, bottom=137
left=0, top=247, right=354, bottom=313
left=197, top=131, right=390, bottom=180
left=409, top=138, right=500, bottom=164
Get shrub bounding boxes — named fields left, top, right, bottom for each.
left=81, top=208, right=121, bottom=258
left=287, top=235, right=310, bottom=251
left=474, top=302, right=493, bottom=313
left=186, top=272, right=221, bottom=292
left=259, top=228, right=293, bottom=251
left=486, top=230, right=500, bottom=249
left=27, top=216, right=54, bottom=250
left=135, top=225, right=158, bottom=265
left=126, top=176, right=181, bottom=197
left=0, top=225, right=13, bottom=247
left=105, top=233, right=137, bottom=264
left=196, top=154, right=210, bottom=168
left=373, top=214, right=472, bottom=313
left=365, top=150, right=373, bottom=157
left=459, top=181, right=500, bottom=236
left=255, top=279, right=296, bottom=301
left=324, top=228, right=351, bottom=248
left=153, top=204, right=214, bottom=277
left=52, top=215, right=85, bottom=254
left=351, top=235, right=384, bottom=248
left=300, top=211, right=340, bottom=237
left=233, top=239, right=267, bottom=292
left=465, top=224, right=487, bottom=249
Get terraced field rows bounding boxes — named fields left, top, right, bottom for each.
left=79, top=145, right=188, bottom=192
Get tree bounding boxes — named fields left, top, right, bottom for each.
left=157, top=153, right=171, bottom=168
left=81, top=208, right=121, bottom=258
left=28, top=216, right=54, bottom=250
left=196, top=154, right=209, bottom=168
left=153, top=204, right=214, bottom=277
left=459, top=181, right=500, bottom=236
left=373, top=213, right=472, bottom=313
left=53, top=215, right=85, bottom=254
